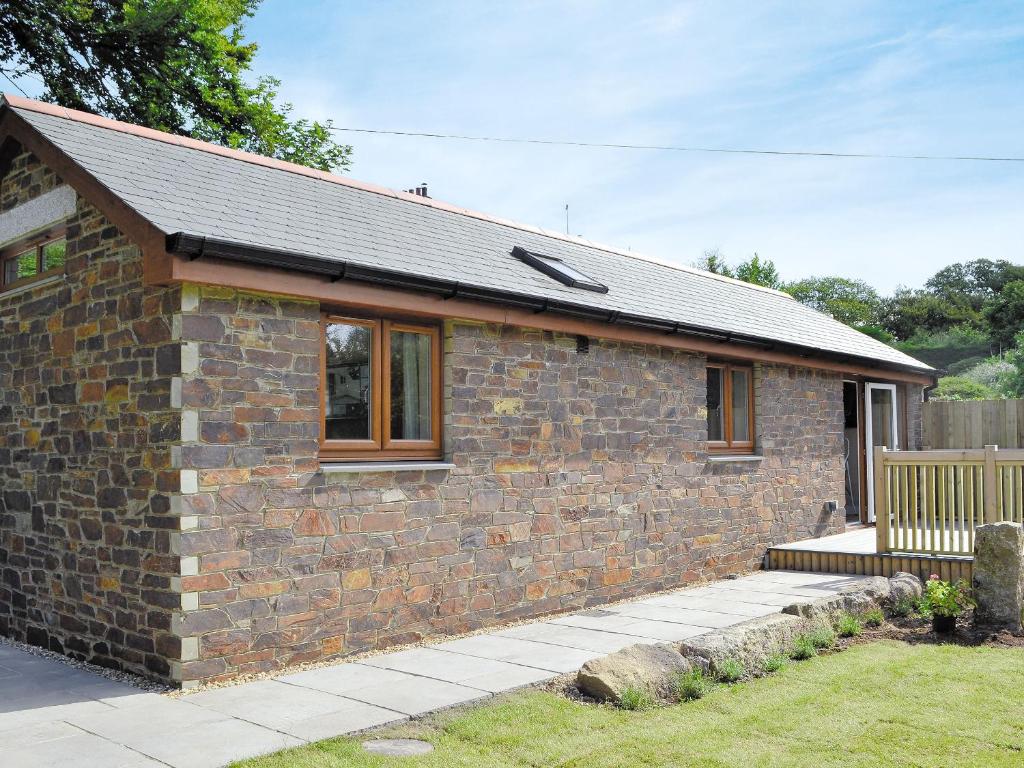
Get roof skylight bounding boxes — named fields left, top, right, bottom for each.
left=512, top=246, right=608, bottom=293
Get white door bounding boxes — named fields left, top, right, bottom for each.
left=864, top=383, right=899, bottom=523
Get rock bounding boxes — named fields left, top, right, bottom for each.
left=678, top=614, right=807, bottom=674
left=783, top=576, right=893, bottom=621
left=887, top=572, right=923, bottom=604
left=576, top=643, right=690, bottom=701
left=973, top=522, right=1024, bottom=631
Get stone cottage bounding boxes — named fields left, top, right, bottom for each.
left=0, top=95, right=934, bottom=686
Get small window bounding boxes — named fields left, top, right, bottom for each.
left=321, top=315, right=441, bottom=460
left=707, top=363, right=754, bottom=453
left=512, top=246, right=608, bottom=293
left=0, top=233, right=67, bottom=293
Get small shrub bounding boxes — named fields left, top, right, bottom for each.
left=890, top=596, right=918, bottom=618
left=790, top=635, right=817, bottom=660
left=618, top=685, right=656, bottom=711
left=919, top=576, right=975, bottom=618
left=862, top=608, right=884, bottom=628
left=675, top=668, right=711, bottom=702
left=716, top=658, right=745, bottom=683
left=808, top=625, right=837, bottom=650
left=836, top=613, right=862, bottom=638
left=761, top=654, right=787, bottom=674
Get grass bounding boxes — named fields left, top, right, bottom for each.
left=232, top=642, right=1024, bottom=768
left=790, top=634, right=817, bottom=660
left=761, top=653, right=788, bottom=673
left=836, top=613, right=862, bottom=638
left=617, top=685, right=656, bottom=711
left=807, top=625, right=838, bottom=650
left=862, top=608, right=885, bottom=628
left=716, top=658, right=745, bottom=683
left=674, top=667, right=712, bottom=701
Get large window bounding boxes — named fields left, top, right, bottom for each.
left=321, top=315, right=441, bottom=460
left=0, top=233, right=66, bottom=293
left=706, top=363, right=754, bottom=453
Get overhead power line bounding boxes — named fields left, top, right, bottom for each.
left=328, top=126, right=1024, bottom=163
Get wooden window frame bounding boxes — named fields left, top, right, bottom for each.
left=0, top=228, right=67, bottom=294
left=707, top=362, right=755, bottom=454
left=320, top=314, right=442, bottom=461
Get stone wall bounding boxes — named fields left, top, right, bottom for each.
left=174, top=289, right=847, bottom=684
left=0, top=151, right=181, bottom=678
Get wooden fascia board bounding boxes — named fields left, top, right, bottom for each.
left=169, top=253, right=936, bottom=386
left=0, top=108, right=172, bottom=282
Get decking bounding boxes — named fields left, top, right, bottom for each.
left=766, top=526, right=973, bottom=582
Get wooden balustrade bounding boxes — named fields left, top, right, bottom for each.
left=875, top=445, right=1024, bottom=557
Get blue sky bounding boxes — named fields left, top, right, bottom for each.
left=242, top=1, right=1023, bottom=293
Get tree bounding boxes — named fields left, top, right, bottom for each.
left=734, top=253, right=782, bottom=290
left=930, top=376, right=997, bottom=402
left=927, top=259, right=1024, bottom=309
left=784, top=276, right=880, bottom=327
left=983, top=280, right=1024, bottom=349
left=877, top=288, right=980, bottom=341
left=694, top=248, right=734, bottom=277
left=0, top=0, right=351, bottom=171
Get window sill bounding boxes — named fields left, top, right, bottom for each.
left=0, top=273, right=62, bottom=299
left=320, top=461, right=456, bottom=475
left=707, top=454, right=763, bottom=463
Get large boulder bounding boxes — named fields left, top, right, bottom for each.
left=678, top=614, right=807, bottom=675
left=887, top=572, right=923, bottom=604
left=973, top=522, right=1024, bottom=631
left=577, top=643, right=691, bottom=701
left=782, top=576, right=890, bottom=621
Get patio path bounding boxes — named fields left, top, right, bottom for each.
left=0, top=570, right=869, bottom=768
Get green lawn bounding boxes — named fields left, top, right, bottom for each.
left=235, top=641, right=1024, bottom=768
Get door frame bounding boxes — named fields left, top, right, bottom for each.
left=864, top=382, right=900, bottom=523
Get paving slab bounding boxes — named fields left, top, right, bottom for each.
left=603, top=603, right=745, bottom=628
left=360, top=647, right=551, bottom=687
left=122, top=716, right=303, bottom=768
left=547, top=612, right=710, bottom=641
left=3, top=728, right=166, bottom=768
left=640, top=594, right=780, bottom=617
left=279, top=663, right=412, bottom=697
left=187, top=679, right=402, bottom=739
left=337, top=675, right=491, bottom=717
left=430, top=634, right=602, bottom=673
left=494, top=621, right=659, bottom=653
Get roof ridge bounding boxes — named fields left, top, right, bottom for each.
left=1, top=92, right=793, bottom=300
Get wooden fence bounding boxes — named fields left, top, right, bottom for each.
left=922, top=399, right=1024, bottom=449
left=875, top=445, right=1024, bottom=557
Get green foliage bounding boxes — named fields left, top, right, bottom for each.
left=890, top=596, right=918, bottom=618
left=927, top=259, right=1024, bottom=309
left=879, top=289, right=981, bottom=342
left=946, top=355, right=990, bottom=376
left=695, top=248, right=735, bottom=277
left=930, top=376, right=997, bottom=402
left=734, top=253, right=783, bottom=290
left=783, top=276, right=881, bottom=328
left=983, top=280, right=1024, bottom=349
left=674, top=668, right=711, bottom=701
left=861, top=608, right=884, bottom=628
left=836, top=613, right=862, bottom=638
left=0, top=0, right=351, bottom=171
left=919, top=577, right=975, bottom=619
left=789, top=635, right=817, bottom=660
left=716, top=659, right=745, bottom=683
left=807, top=625, right=837, bottom=650
left=761, top=654, right=787, bottom=673
left=694, top=249, right=782, bottom=290
left=618, top=685, right=657, bottom=711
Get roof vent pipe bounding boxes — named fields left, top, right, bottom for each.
left=405, top=183, right=429, bottom=197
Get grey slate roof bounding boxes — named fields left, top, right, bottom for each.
left=9, top=100, right=931, bottom=373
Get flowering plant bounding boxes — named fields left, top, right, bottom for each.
left=920, top=575, right=975, bottom=618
